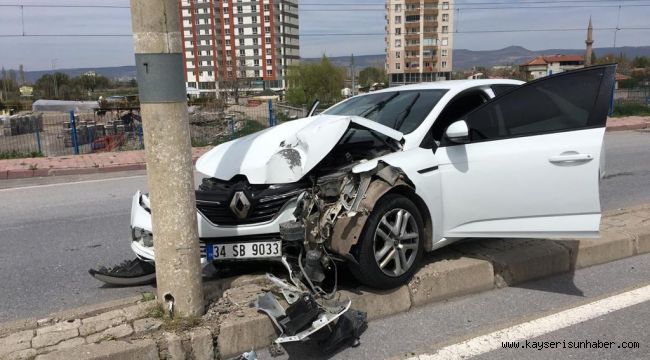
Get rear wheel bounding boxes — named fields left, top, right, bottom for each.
left=350, top=193, right=424, bottom=289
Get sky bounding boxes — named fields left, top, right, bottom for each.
left=0, top=0, right=649, bottom=71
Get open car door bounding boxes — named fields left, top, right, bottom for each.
left=435, top=65, right=616, bottom=238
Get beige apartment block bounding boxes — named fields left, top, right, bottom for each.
left=385, top=0, right=454, bottom=86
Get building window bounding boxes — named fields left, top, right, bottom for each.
left=252, top=16, right=258, bottom=23
left=239, top=39, right=244, bottom=46
left=253, top=27, right=258, bottom=34
left=395, top=39, right=401, bottom=47
left=394, top=4, right=402, bottom=11
left=442, top=26, right=448, bottom=33
left=255, top=70, right=260, bottom=77
left=395, top=16, right=401, bottom=24
left=266, top=48, right=271, bottom=55
left=251, top=5, right=257, bottom=12
left=239, top=49, right=245, bottom=56
left=264, top=15, right=270, bottom=22
left=266, top=37, right=271, bottom=43
left=396, top=51, right=401, bottom=58
left=395, top=28, right=401, bottom=35
left=267, top=70, right=273, bottom=76
left=238, top=28, right=244, bottom=35
left=442, top=49, right=448, bottom=56
left=441, top=38, right=448, bottom=46
left=442, top=61, right=448, bottom=68
left=254, top=59, right=260, bottom=66
left=266, top=59, right=272, bottom=65
left=442, top=13, right=449, bottom=22
left=442, top=2, right=450, bottom=10
left=236, top=6, right=243, bottom=13
left=238, top=17, right=243, bottom=24
left=225, top=39, right=230, bottom=46
left=396, top=63, right=401, bottom=70
left=254, top=49, right=259, bottom=55
left=264, top=4, right=270, bottom=11
left=253, top=38, right=259, bottom=45
left=265, top=26, right=271, bottom=32
left=225, top=29, right=230, bottom=35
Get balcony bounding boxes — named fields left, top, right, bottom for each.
left=405, top=8, right=420, bottom=16
left=423, top=8, right=438, bottom=16
left=405, top=33, right=420, bottom=41
left=405, top=44, right=420, bottom=51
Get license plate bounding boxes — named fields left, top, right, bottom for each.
left=205, top=241, right=282, bottom=260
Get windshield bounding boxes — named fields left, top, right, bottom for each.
left=323, top=89, right=447, bottom=134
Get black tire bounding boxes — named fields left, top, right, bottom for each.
left=350, top=193, right=424, bottom=289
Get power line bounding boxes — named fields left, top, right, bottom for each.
left=298, top=4, right=650, bottom=10
left=1, top=26, right=649, bottom=38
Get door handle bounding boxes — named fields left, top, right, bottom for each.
left=548, top=153, right=593, bottom=164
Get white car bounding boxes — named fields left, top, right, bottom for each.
left=130, top=65, right=615, bottom=289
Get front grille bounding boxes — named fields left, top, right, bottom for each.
left=196, top=178, right=306, bottom=226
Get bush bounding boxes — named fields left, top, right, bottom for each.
left=612, top=103, right=650, bottom=117
left=0, top=150, right=44, bottom=160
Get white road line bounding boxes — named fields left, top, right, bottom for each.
left=410, top=284, right=650, bottom=360
left=0, top=175, right=147, bottom=192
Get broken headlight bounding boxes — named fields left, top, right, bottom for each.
left=132, top=227, right=153, bottom=247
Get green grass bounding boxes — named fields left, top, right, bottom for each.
left=611, top=103, right=650, bottom=117
left=0, top=150, right=44, bottom=160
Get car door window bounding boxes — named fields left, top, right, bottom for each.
left=491, top=84, right=519, bottom=97
left=461, top=66, right=615, bottom=143
left=421, top=90, right=489, bottom=149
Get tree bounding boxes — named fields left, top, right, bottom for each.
left=286, top=55, right=345, bottom=107
left=358, top=67, right=387, bottom=87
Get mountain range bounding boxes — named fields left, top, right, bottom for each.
left=18, top=45, right=650, bottom=82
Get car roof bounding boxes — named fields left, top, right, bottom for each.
left=371, top=79, right=524, bottom=94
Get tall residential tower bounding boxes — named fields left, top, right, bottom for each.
left=385, top=0, right=454, bottom=86
left=179, top=0, right=299, bottom=96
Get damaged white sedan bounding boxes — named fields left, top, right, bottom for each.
left=122, top=65, right=615, bottom=289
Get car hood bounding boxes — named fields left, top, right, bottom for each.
left=195, top=114, right=403, bottom=184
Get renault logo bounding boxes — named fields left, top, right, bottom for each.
left=230, top=191, right=251, bottom=219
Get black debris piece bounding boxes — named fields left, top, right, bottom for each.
left=278, top=293, right=321, bottom=336
left=319, top=309, right=368, bottom=354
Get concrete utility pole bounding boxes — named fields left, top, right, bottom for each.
left=129, top=0, right=204, bottom=317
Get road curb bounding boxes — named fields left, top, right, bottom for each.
left=1, top=208, right=649, bottom=359
left=606, top=123, right=648, bottom=132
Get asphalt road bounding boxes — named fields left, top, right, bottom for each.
left=0, top=130, right=648, bottom=324
left=255, top=252, right=650, bottom=360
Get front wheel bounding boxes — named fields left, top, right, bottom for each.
left=350, top=193, right=424, bottom=289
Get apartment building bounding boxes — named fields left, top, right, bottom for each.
left=179, top=0, right=299, bottom=96
left=385, top=0, right=454, bottom=86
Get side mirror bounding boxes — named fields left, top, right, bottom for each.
left=444, top=120, right=470, bottom=144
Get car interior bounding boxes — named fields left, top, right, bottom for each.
left=421, top=89, right=489, bottom=149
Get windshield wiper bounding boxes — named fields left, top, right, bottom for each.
left=360, top=92, right=400, bottom=119
left=393, top=93, right=421, bottom=131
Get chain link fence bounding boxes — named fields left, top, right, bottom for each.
left=0, top=99, right=308, bottom=158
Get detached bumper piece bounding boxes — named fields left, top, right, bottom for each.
left=88, top=258, right=156, bottom=286
left=256, top=291, right=367, bottom=353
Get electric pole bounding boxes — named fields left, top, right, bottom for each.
left=350, top=54, right=355, bottom=96
left=129, top=0, right=204, bottom=317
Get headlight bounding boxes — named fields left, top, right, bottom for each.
left=132, top=227, right=154, bottom=247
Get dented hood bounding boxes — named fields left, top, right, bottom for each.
left=195, top=114, right=403, bottom=184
